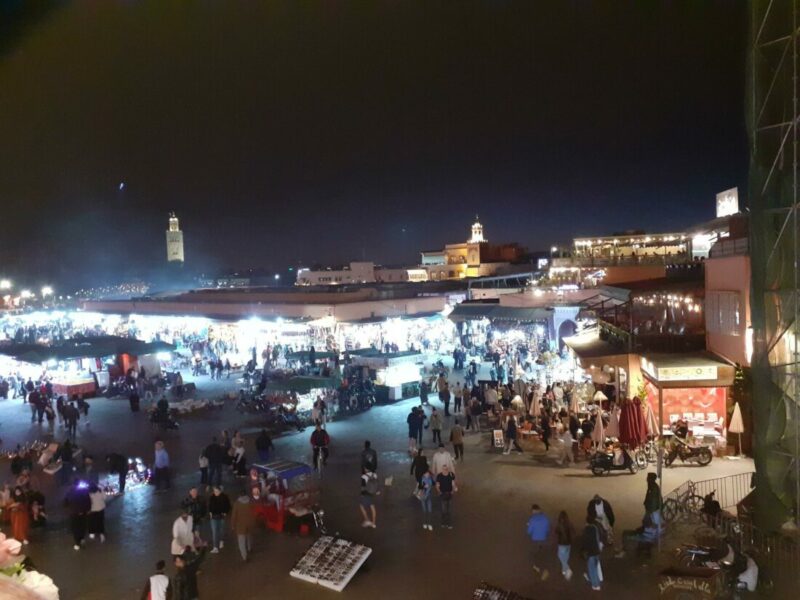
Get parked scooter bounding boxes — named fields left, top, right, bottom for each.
left=589, top=447, right=638, bottom=475
left=665, top=436, right=712, bottom=467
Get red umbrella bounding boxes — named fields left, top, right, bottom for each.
left=618, top=398, right=647, bottom=449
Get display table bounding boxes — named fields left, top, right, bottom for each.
left=52, top=379, right=96, bottom=397
left=290, top=536, right=371, bottom=592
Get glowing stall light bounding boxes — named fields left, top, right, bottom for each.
left=41, top=286, right=53, bottom=297
left=746, top=327, right=754, bottom=364
left=156, top=352, right=172, bottom=361
left=20, top=290, right=32, bottom=299
left=0, top=279, right=11, bottom=289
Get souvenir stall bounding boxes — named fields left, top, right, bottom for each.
left=640, top=353, right=735, bottom=449
left=290, top=535, right=372, bottom=592
left=336, top=314, right=456, bottom=355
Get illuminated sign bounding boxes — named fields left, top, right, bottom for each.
left=716, top=187, right=739, bottom=217
left=641, top=358, right=718, bottom=382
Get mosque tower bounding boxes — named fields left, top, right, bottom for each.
left=166, top=212, right=185, bottom=264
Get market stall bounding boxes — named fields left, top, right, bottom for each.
left=350, top=351, right=421, bottom=402
left=290, top=535, right=372, bottom=592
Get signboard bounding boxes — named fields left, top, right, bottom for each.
left=716, top=187, right=739, bottom=218
left=657, top=365, right=718, bottom=382
left=493, top=429, right=504, bottom=448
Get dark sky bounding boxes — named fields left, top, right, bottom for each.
left=0, top=1, right=748, bottom=289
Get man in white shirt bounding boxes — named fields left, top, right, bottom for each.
left=141, top=560, right=171, bottom=600
left=553, top=383, right=564, bottom=406
left=171, top=510, right=195, bottom=557
left=484, top=385, right=499, bottom=413
left=431, top=443, right=456, bottom=475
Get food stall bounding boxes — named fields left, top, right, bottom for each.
left=349, top=350, right=422, bottom=402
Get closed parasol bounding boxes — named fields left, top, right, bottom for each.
left=606, top=405, right=620, bottom=438
left=729, top=402, right=745, bottom=456
left=591, top=410, right=605, bottom=446
left=618, top=398, right=647, bottom=449
left=644, top=398, right=660, bottom=437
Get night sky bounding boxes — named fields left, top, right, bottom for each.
left=0, top=1, right=748, bottom=289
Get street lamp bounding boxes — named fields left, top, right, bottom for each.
left=20, top=290, right=32, bottom=299
left=274, top=274, right=281, bottom=281
left=0, top=279, right=11, bottom=290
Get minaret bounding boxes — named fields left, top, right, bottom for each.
left=166, top=212, right=185, bottom=264
left=469, top=215, right=486, bottom=243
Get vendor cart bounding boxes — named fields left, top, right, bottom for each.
left=252, top=460, right=323, bottom=534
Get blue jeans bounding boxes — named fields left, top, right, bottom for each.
left=208, top=464, right=222, bottom=487
left=210, top=517, right=225, bottom=549
left=419, top=496, right=432, bottom=525
left=557, top=544, right=571, bottom=574
left=587, top=555, right=601, bottom=588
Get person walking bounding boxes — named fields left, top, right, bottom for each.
left=410, top=448, right=429, bottom=490
left=587, top=494, right=619, bottom=556
left=65, top=479, right=91, bottom=550
left=230, top=493, right=257, bottom=562
left=435, top=464, right=457, bottom=529
left=359, top=468, right=379, bottom=528
left=154, top=441, right=171, bottom=491
left=181, top=488, right=207, bottom=545
left=255, top=429, right=274, bottom=464
left=207, top=485, right=231, bottom=553
left=527, top=504, right=551, bottom=580
left=429, top=408, right=443, bottom=445
left=453, top=382, right=463, bottom=413
left=503, top=414, right=523, bottom=455
left=172, top=547, right=206, bottom=600
left=556, top=510, right=574, bottom=581
left=417, top=469, right=434, bottom=530
left=310, top=423, right=330, bottom=470
left=431, top=443, right=456, bottom=476
left=171, top=510, right=195, bottom=558
left=88, top=484, right=106, bottom=542
left=140, top=560, right=171, bottom=600
left=644, top=473, right=663, bottom=533
left=360, top=440, right=378, bottom=473
left=64, top=402, right=79, bottom=438
left=581, top=514, right=604, bottom=591
left=106, top=453, right=128, bottom=493
left=450, top=419, right=465, bottom=461
left=203, top=437, right=225, bottom=488
left=407, top=407, right=421, bottom=454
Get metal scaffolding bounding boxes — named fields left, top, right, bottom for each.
left=749, top=0, right=800, bottom=528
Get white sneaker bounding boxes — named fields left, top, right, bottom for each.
left=210, top=547, right=219, bottom=554
left=422, top=524, right=428, bottom=530
left=89, top=534, right=95, bottom=540
left=362, top=520, right=371, bottom=528
left=219, top=541, right=224, bottom=549
left=369, top=522, right=376, bottom=528
left=100, top=534, right=105, bottom=543
left=73, top=545, right=80, bottom=551
left=564, top=568, right=572, bottom=581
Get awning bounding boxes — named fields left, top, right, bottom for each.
left=448, top=303, right=551, bottom=323
left=0, top=336, right=176, bottom=364
left=640, top=352, right=735, bottom=388
left=265, top=376, right=337, bottom=393
left=563, top=332, right=629, bottom=360
left=286, top=351, right=337, bottom=361
left=338, top=311, right=443, bottom=325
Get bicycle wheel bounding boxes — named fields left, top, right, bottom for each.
left=662, top=498, right=679, bottom=523
left=686, top=494, right=704, bottom=515
left=634, top=450, right=647, bottom=470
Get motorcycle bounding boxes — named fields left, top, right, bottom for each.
left=590, top=447, right=639, bottom=475
left=665, top=436, right=712, bottom=467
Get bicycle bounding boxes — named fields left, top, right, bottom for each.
left=662, top=480, right=704, bottom=524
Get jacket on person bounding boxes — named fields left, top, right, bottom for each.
left=360, top=448, right=378, bottom=472
left=203, top=442, right=225, bottom=466
left=450, top=425, right=464, bottom=445
left=171, top=549, right=205, bottom=600
left=431, top=449, right=455, bottom=475
left=644, top=482, right=662, bottom=513
left=208, top=493, right=232, bottom=518
left=581, top=522, right=603, bottom=556
left=586, top=497, right=615, bottom=527
left=526, top=511, right=550, bottom=542
left=230, top=496, right=257, bottom=535
left=410, top=454, right=429, bottom=480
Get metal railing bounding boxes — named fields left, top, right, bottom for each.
left=664, top=472, right=800, bottom=582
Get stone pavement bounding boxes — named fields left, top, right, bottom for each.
left=0, top=370, right=755, bottom=600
